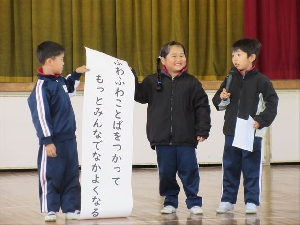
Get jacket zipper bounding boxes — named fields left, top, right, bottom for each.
left=170, top=77, right=175, bottom=145
left=237, top=75, right=244, bottom=117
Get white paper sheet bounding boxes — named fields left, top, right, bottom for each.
left=79, top=47, right=134, bottom=219
left=232, top=116, right=255, bottom=152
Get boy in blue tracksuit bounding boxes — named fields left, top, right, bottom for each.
left=212, top=38, right=278, bottom=214
left=27, top=41, right=89, bottom=222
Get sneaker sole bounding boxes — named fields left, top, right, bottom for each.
left=45, top=217, right=56, bottom=222
left=66, top=215, right=79, bottom=220
left=216, top=208, right=233, bottom=214
left=161, top=211, right=176, bottom=214
left=245, top=210, right=257, bottom=214
left=191, top=211, right=204, bottom=215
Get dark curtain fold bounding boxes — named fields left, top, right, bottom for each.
left=244, top=0, right=300, bottom=79
left=0, top=0, right=244, bottom=82
left=31, top=0, right=73, bottom=77
left=0, top=0, right=32, bottom=82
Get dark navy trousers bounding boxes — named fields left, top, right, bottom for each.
left=220, top=135, right=262, bottom=206
left=156, top=145, right=202, bottom=209
left=37, top=138, right=81, bottom=213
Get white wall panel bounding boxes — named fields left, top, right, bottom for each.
left=0, top=90, right=298, bottom=169
left=270, top=90, right=300, bottom=163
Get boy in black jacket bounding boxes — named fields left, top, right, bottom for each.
left=213, top=38, right=278, bottom=214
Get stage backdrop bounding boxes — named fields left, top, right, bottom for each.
left=244, top=0, right=299, bottom=79
left=79, top=47, right=134, bottom=219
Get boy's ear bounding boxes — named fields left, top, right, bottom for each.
left=45, top=58, right=53, bottom=66
left=249, top=54, right=256, bottom=62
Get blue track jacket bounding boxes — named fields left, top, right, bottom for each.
left=28, top=68, right=81, bottom=146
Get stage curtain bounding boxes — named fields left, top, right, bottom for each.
left=244, top=0, right=300, bottom=79
left=0, top=0, right=33, bottom=82
left=0, top=0, right=244, bottom=82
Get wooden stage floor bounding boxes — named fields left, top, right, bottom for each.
left=0, top=165, right=299, bottom=225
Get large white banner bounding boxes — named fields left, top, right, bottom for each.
left=79, top=47, right=135, bottom=219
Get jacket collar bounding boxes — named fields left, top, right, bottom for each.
left=161, top=66, right=188, bottom=77
left=238, top=66, right=258, bottom=80
left=37, top=67, right=61, bottom=78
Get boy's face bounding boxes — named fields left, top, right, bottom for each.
left=161, top=45, right=186, bottom=77
left=232, top=49, right=255, bottom=73
left=47, top=53, right=64, bottom=75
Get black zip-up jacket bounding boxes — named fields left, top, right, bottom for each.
left=134, top=70, right=211, bottom=149
left=212, top=68, right=278, bottom=136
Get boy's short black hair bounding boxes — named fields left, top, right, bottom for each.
left=232, top=38, right=262, bottom=62
left=36, top=41, right=65, bottom=65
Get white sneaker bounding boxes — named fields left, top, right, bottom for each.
left=189, top=206, right=204, bottom=215
left=45, top=211, right=56, bottom=222
left=66, top=210, right=80, bottom=220
left=161, top=205, right=176, bottom=214
left=216, top=202, right=234, bottom=213
left=245, top=203, right=257, bottom=214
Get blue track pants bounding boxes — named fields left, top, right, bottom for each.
left=156, top=145, right=202, bottom=209
left=220, top=135, right=262, bottom=205
left=37, top=138, right=81, bottom=213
